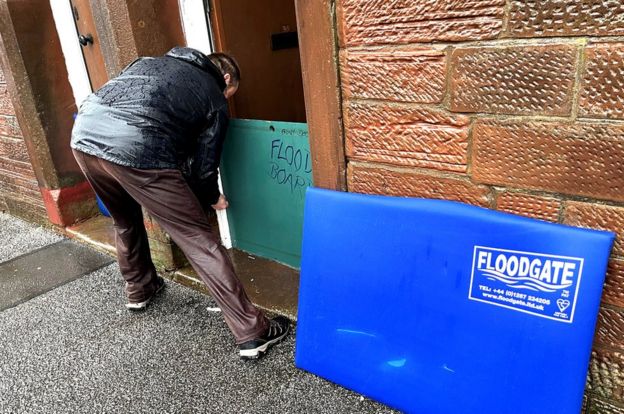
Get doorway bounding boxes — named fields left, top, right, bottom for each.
left=53, top=0, right=312, bottom=271
left=210, top=0, right=306, bottom=123
left=181, top=0, right=312, bottom=268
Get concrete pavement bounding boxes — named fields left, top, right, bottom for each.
left=0, top=213, right=397, bottom=414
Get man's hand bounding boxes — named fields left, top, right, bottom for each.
left=211, top=194, right=229, bottom=210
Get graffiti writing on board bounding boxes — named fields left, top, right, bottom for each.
left=269, top=137, right=312, bottom=198
left=280, top=128, right=308, bottom=137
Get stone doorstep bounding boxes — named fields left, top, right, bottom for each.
left=64, top=215, right=300, bottom=320
left=65, top=214, right=117, bottom=256
left=175, top=248, right=300, bottom=320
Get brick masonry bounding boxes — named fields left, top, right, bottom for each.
left=344, top=102, right=470, bottom=173
left=348, top=162, right=491, bottom=207
left=604, top=259, right=624, bottom=309
left=472, top=119, right=624, bottom=202
left=587, top=348, right=624, bottom=402
left=0, top=114, right=23, bottom=138
left=0, top=83, right=11, bottom=113
left=595, top=306, right=624, bottom=350
left=341, top=48, right=446, bottom=104
left=587, top=398, right=624, bottom=414
left=564, top=202, right=624, bottom=257
left=338, top=0, right=506, bottom=47
left=495, top=192, right=561, bottom=222
left=336, top=0, right=624, bottom=409
left=450, top=44, right=578, bottom=116
left=0, top=136, right=30, bottom=162
left=0, top=66, right=45, bottom=223
left=507, top=0, right=624, bottom=38
left=579, top=43, right=624, bottom=120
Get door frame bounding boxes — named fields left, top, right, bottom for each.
left=49, top=0, right=92, bottom=107
left=294, top=0, right=347, bottom=191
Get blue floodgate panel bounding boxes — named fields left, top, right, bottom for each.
left=295, top=188, right=614, bottom=414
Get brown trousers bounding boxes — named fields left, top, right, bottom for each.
left=73, top=149, right=268, bottom=344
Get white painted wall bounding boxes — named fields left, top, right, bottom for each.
left=49, top=0, right=92, bottom=107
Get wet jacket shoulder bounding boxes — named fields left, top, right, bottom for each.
left=71, top=47, right=228, bottom=206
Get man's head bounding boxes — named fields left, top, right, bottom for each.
left=208, top=53, right=240, bottom=99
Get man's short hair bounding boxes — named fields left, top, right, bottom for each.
left=208, top=53, right=241, bottom=84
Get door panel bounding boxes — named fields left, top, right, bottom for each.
left=208, top=0, right=311, bottom=266
left=220, top=120, right=311, bottom=268
left=70, top=0, right=108, bottom=90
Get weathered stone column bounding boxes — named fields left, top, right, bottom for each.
left=0, top=0, right=97, bottom=227
left=89, top=0, right=188, bottom=270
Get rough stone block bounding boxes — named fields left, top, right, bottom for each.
left=580, top=43, right=624, bottom=120
left=338, top=0, right=505, bottom=46
left=604, top=259, right=624, bottom=308
left=0, top=136, right=30, bottom=163
left=587, top=347, right=624, bottom=401
left=595, top=306, right=624, bottom=351
left=564, top=202, right=624, bottom=257
left=472, top=120, right=624, bottom=202
left=0, top=115, right=22, bottom=138
left=40, top=181, right=98, bottom=227
left=495, top=192, right=561, bottom=222
left=344, top=102, right=470, bottom=173
left=4, top=196, right=48, bottom=225
left=507, top=0, right=624, bottom=38
left=340, top=48, right=446, bottom=103
left=0, top=175, right=41, bottom=202
left=0, top=83, right=13, bottom=115
left=0, top=67, right=5, bottom=84
left=148, top=237, right=187, bottom=271
left=347, top=162, right=491, bottom=207
left=450, top=45, right=577, bottom=116
left=143, top=211, right=172, bottom=244
left=588, top=398, right=624, bottom=414
left=0, top=156, right=36, bottom=179
left=144, top=211, right=188, bottom=270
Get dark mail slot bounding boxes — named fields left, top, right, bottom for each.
left=271, top=31, right=298, bottom=51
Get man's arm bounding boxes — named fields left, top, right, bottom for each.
left=186, top=107, right=229, bottom=209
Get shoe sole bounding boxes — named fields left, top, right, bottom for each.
left=126, top=281, right=165, bottom=311
left=239, top=324, right=290, bottom=360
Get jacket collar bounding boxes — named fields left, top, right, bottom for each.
left=166, top=47, right=227, bottom=91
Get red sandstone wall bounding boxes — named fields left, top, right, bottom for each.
left=337, top=1, right=624, bottom=412
left=0, top=65, right=46, bottom=223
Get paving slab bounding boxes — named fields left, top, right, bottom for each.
left=0, top=263, right=397, bottom=414
left=0, top=212, right=63, bottom=262
left=0, top=239, right=114, bottom=311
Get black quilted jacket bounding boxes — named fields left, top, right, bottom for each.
left=71, top=47, right=228, bottom=206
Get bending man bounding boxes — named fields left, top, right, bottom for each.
left=71, top=47, right=289, bottom=360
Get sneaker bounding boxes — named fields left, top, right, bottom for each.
left=239, top=316, right=290, bottom=360
left=126, top=277, right=166, bottom=311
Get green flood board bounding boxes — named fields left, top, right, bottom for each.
left=220, top=119, right=311, bottom=268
